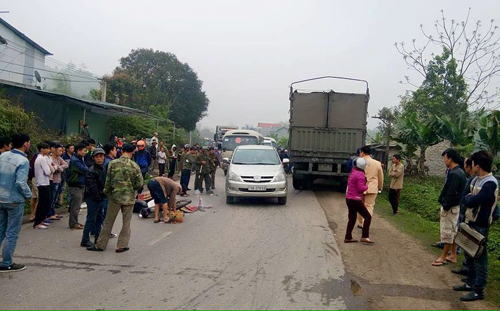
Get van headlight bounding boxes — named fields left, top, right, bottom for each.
left=272, top=173, right=286, bottom=182
left=228, top=172, right=242, bottom=182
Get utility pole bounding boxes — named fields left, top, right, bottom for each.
left=100, top=79, right=107, bottom=102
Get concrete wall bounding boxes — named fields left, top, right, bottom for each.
left=424, top=140, right=450, bottom=177
left=0, top=23, right=46, bottom=86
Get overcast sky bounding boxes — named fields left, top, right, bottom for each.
left=3, top=0, right=500, bottom=130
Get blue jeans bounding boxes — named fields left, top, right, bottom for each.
left=48, top=182, right=61, bottom=217
left=92, top=197, right=108, bottom=236
left=465, top=225, right=489, bottom=292
left=81, top=199, right=105, bottom=244
left=0, top=202, right=25, bottom=267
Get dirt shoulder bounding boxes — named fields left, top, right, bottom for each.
left=316, top=190, right=494, bottom=310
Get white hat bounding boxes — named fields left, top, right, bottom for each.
left=354, top=157, right=367, bottom=170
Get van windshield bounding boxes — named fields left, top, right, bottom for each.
left=222, top=136, right=259, bottom=151
left=232, top=149, right=281, bottom=165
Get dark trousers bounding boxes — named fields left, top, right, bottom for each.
left=48, top=181, right=61, bottom=217
left=159, top=163, right=166, bottom=176
left=181, top=169, right=191, bottom=193
left=194, top=170, right=202, bottom=191
left=168, top=159, right=177, bottom=178
left=34, top=186, right=50, bottom=227
left=389, top=189, right=401, bottom=214
left=90, top=197, right=107, bottom=236
left=465, top=226, right=489, bottom=293
left=82, top=199, right=105, bottom=244
left=199, top=173, right=211, bottom=192
left=345, top=198, right=372, bottom=240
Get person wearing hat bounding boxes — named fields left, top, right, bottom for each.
left=80, top=148, right=107, bottom=248
left=88, top=144, right=143, bottom=253
left=345, top=157, right=374, bottom=244
left=133, top=140, right=152, bottom=178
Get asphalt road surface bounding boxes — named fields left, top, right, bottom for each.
left=0, top=171, right=361, bottom=310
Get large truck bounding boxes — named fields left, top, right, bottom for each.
left=214, top=125, right=238, bottom=148
left=288, top=76, right=369, bottom=189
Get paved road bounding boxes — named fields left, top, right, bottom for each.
left=0, top=172, right=360, bottom=310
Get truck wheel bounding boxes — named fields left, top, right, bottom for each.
left=302, top=177, right=313, bottom=190
left=292, top=176, right=303, bottom=190
left=226, top=196, right=234, bottom=204
left=278, top=196, right=287, bottom=205
left=224, top=169, right=228, bottom=176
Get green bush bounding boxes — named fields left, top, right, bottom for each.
left=390, top=176, right=444, bottom=222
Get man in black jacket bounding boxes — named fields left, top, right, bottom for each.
left=80, top=148, right=107, bottom=248
left=433, top=148, right=466, bottom=266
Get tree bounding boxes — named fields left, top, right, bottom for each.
left=114, top=49, right=209, bottom=130
left=277, top=137, right=289, bottom=149
left=394, top=112, right=442, bottom=175
left=373, top=107, right=397, bottom=170
left=478, top=110, right=500, bottom=156
left=429, top=112, right=475, bottom=147
left=396, top=9, right=500, bottom=111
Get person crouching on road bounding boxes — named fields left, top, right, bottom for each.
left=80, top=148, right=107, bottom=248
left=87, top=144, right=143, bottom=253
left=147, top=177, right=182, bottom=223
left=345, top=157, right=374, bottom=244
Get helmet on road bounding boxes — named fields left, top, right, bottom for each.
left=354, top=157, right=367, bottom=170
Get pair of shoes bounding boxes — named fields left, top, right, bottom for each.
left=460, top=291, right=484, bottom=301
left=110, top=233, right=118, bottom=238
left=453, top=284, right=473, bottom=292
left=0, top=263, right=26, bottom=273
left=34, top=225, right=48, bottom=230
left=116, top=247, right=130, bottom=253
left=360, top=238, right=375, bottom=244
left=452, top=268, right=469, bottom=276
left=87, top=246, right=104, bottom=252
left=80, top=241, right=94, bottom=248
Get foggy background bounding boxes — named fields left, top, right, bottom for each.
left=2, top=0, right=499, bottom=130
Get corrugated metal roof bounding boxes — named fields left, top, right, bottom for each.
left=0, top=18, right=52, bottom=55
left=0, top=79, right=167, bottom=120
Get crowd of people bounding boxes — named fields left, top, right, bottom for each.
left=0, top=130, right=222, bottom=272
left=345, top=145, right=499, bottom=302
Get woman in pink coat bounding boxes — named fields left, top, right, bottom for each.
left=345, top=157, right=374, bottom=244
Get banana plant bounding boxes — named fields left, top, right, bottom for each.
left=478, top=110, right=500, bottom=156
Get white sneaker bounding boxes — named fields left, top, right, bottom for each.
left=110, top=233, right=118, bottom=238
left=35, top=225, right=48, bottom=230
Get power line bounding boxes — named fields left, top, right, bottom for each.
left=0, top=59, right=99, bottom=81
left=0, top=69, right=98, bottom=83
left=2, top=42, right=101, bottom=78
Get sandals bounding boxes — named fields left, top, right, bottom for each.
left=446, top=257, right=458, bottom=264
left=360, top=238, right=375, bottom=244
left=71, top=224, right=84, bottom=230
left=116, top=247, right=129, bottom=253
left=432, top=259, right=448, bottom=266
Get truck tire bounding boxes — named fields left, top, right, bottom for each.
left=292, top=176, right=303, bottom=190
left=278, top=196, right=287, bottom=205
left=226, top=196, right=234, bottom=204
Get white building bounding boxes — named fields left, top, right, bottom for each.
left=0, top=18, right=52, bottom=86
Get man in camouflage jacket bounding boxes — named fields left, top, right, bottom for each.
left=88, top=144, right=143, bottom=253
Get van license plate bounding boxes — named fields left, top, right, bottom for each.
left=248, top=185, right=266, bottom=191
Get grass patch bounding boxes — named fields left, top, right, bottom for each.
left=377, top=176, right=500, bottom=306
